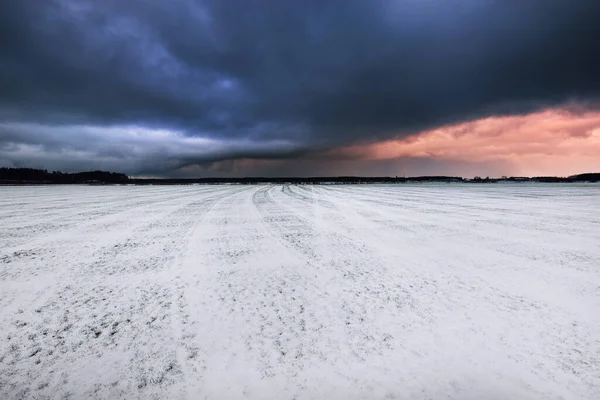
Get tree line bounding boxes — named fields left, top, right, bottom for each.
left=0, top=168, right=129, bottom=184
left=1, top=167, right=598, bottom=185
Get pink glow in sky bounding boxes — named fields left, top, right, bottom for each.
left=343, top=108, right=600, bottom=177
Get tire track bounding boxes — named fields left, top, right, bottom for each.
left=173, top=186, right=344, bottom=398
left=252, top=186, right=434, bottom=370
left=0, top=186, right=244, bottom=400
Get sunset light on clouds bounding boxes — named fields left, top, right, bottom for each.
left=347, top=108, right=600, bottom=177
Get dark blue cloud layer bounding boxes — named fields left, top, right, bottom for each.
left=1, top=0, right=599, bottom=175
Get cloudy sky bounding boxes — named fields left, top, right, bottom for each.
left=1, top=1, right=600, bottom=177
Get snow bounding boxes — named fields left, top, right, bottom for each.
left=1, top=183, right=599, bottom=399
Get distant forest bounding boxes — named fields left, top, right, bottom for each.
left=0, top=168, right=129, bottom=184
left=1, top=167, right=599, bottom=185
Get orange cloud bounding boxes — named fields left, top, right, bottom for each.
left=345, top=108, right=600, bottom=177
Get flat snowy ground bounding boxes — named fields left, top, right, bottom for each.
left=1, top=184, right=599, bottom=399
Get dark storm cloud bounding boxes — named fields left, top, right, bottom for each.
left=1, top=0, right=599, bottom=174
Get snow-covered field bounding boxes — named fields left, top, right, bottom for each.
left=1, top=184, right=599, bottom=400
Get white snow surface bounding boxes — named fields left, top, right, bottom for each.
left=1, top=184, right=599, bottom=399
